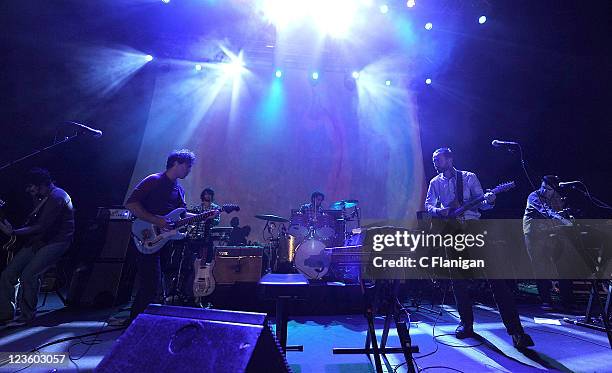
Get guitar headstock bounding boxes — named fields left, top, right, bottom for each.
left=491, top=181, right=516, bottom=194
left=221, top=204, right=240, bottom=214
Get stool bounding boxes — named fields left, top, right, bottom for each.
left=259, top=273, right=308, bottom=353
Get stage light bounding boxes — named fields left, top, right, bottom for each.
left=379, top=4, right=389, bottom=14
left=312, top=72, right=319, bottom=80
left=406, top=0, right=415, bottom=8
left=352, top=71, right=360, bottom=79
left=275, top=69, right=282, bottom=78
left=161, top=0, right=170, bottom=3
left=144, top=55, right=153, bottom=62
left=425, top=78, right=432, bottom=85
left=385, top=80, right=391, bottom=86
left=424, top=22, right=433, bottom=30
left=479, top=15, right=487, bottom=24
left=195, top=64, right=202, bottom=71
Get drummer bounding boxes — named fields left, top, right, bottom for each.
left=299, top=191, right=325, bottom=216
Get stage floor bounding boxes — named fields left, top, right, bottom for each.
left=1, top=294, right=611, bottom=372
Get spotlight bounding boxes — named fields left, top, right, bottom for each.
left=312, top=72, right=319, bottom=80
left=379, top=4, right=389, bottom=14
left=351, top=71, right=360, bottom=79
left=161, top=0, right=170, bottom=3
left=275, top=69, right=282, bottom=78
left=406, top=0, right=416, bottom=8
left=424, top=22, right=433, bottom=30
left=195, top=64, right=202, bottom=71
left=479, top=15, right=487, bottom=24
left=144, top=55, right=154, bottom=62
left=385, top=80, right=391, bottom=86
left=425, top=78, right=432, bottom=85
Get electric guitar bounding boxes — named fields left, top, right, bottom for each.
left=132, top=203, right=240, bottom=254
left=193, top=258, right=215, bottom=297
left=0, top=199, right=17, bottom=265
left=439, top=181, right=516, bottom=219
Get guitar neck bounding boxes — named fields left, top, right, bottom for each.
left=175, top=210, right=218, bottom=228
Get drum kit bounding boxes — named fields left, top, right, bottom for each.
left=256, top=199, right=361, bottom=279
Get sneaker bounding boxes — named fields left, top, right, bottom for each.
left=455, top=322, right=475, bottom=339
left=512, top=333, right=535, bottom=349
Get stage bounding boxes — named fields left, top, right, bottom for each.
left=1, top=293, right=610, bottom=372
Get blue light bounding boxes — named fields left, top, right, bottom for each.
left=161, top=0, right=170, bottom=3
left=352, top=71, right=360, bottom=79
left=379, top=4, right=389, bottom=14
left=312, top=72, right=319, bottom=80
left=144, top=55, right=153, bottom=62
left=424, top=22, right=433, bottom=30
left=195, top=64, right=202, bottom=71
left=479, top=15, right=487, bottom=24
left=425, top=78, right=432, bottom=85
left=385, top=80, right=391, bottom=86
left=406, top=0, right=416, bottom=8
left=275, top=69, right=282, bottom=78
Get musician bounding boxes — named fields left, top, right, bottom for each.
left=124, top=149, right=196, bottom=322
left=0, top=168, right=74, bottom=324
left=188, top=188, right=221, bottom=262
left=299, top=191, right=325, bottom=215
left=523, top=175, right=574, bottom=311
left=424, top=147, right=534, bottom=348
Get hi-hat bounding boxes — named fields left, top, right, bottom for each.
left=329, top=199, right=359, bottom=210
left=255, top=214, right=290, bottom=223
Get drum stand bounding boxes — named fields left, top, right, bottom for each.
left=333, top=279, right=419, bottom=373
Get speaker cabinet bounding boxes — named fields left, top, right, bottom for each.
left=213, top=246, right=263, bottom=284
left=95, top=305, right=290, bottom=373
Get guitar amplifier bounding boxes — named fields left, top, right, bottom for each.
left=213, top=246, right=263, bottom=285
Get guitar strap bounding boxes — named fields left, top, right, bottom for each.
left=455, top=170, right=464, bottom=206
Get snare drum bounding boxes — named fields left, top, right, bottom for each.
left=313, top=213, right=336, bottom=241
left=294, top=239, right=330, bottom=279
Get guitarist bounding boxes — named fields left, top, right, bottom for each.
left=523, top=175, right=575, bottom=311
left=0, top=168, right=74, bottom=325
left=123, top=149, right=196, bottom=323
left=424, top=148, right=534, bottom=349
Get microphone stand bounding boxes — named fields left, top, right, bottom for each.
left=0, top=124, right=96, bottom=173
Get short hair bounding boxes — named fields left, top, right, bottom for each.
left=542, top=175, right=560, bottom=190
left=200, top=187, right=215, bottom=201
left=25, top=167, right=53, bottom=186
left=166, top=149, right=196, bottom=170
left=311, top=191, right=325, bottom=201
left=433, top=147, right=453, bottom=159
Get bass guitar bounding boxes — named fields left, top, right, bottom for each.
left=132, top=203, right=240, bottom=254
left=440, top=181, right=516, bottom=219
left=0, top=199, right=17, bottom=265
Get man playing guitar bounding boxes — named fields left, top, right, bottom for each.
left=123, top=149, right=197, bottom=323
left=424, top=147, right=534, bottom=349
left=0, top=168, right=74, bottom=325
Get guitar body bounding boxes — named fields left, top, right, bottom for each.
left=132, top=208, right=188, bottom=254
left=193, top=258, right=216, bottom=297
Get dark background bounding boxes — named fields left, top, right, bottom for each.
left=1, top=0, right=610, bottom=251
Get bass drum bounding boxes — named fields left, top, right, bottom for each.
left=294, top=239, right=330, bottom=279
left=313, top=213, right=336, bottom=241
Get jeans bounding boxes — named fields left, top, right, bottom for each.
left=0, top=241, right=71, bottom=320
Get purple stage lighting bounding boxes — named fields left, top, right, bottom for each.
left=195, top=64, right=202, bottom=71
left=379, top=4, right=389, bottom=14
left=312, top=72, right=319, bottom=80
left=352, top=71, right=360, bottom=79
left=275, top=69, right=282, bottom=78
left=385, top=80, right=391, bottom=86
left=144, top=55, right=154, bottom=62
left=407, top=0, right=416, bottom=8
left=425, top=78, right=432, bottom=85
left=479, top=15, right=487, bottom=24
left=424, top=22, right=433, bottom=30
left=161, top=0, right=170, bottom=3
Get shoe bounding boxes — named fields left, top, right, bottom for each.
left=512, top=333, right=535, bottom=349
left=455, top=322, right=475, bottom=339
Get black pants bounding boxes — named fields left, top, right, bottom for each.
left=130, top=245, right=168, bottom=320
left=452, top=279, right=524, bottom=335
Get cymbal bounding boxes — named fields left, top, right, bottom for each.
left=255, top=214, right=290, bottom=223
left=329, top=199, right=359, bottom=210
left=210, top=226, right=234, bottom=233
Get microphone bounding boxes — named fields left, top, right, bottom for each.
left=558, top=181, right=582, bottom=187
left=491, top=140, right=519, bottom=147
left=64, top=121, right=103, bottom=138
